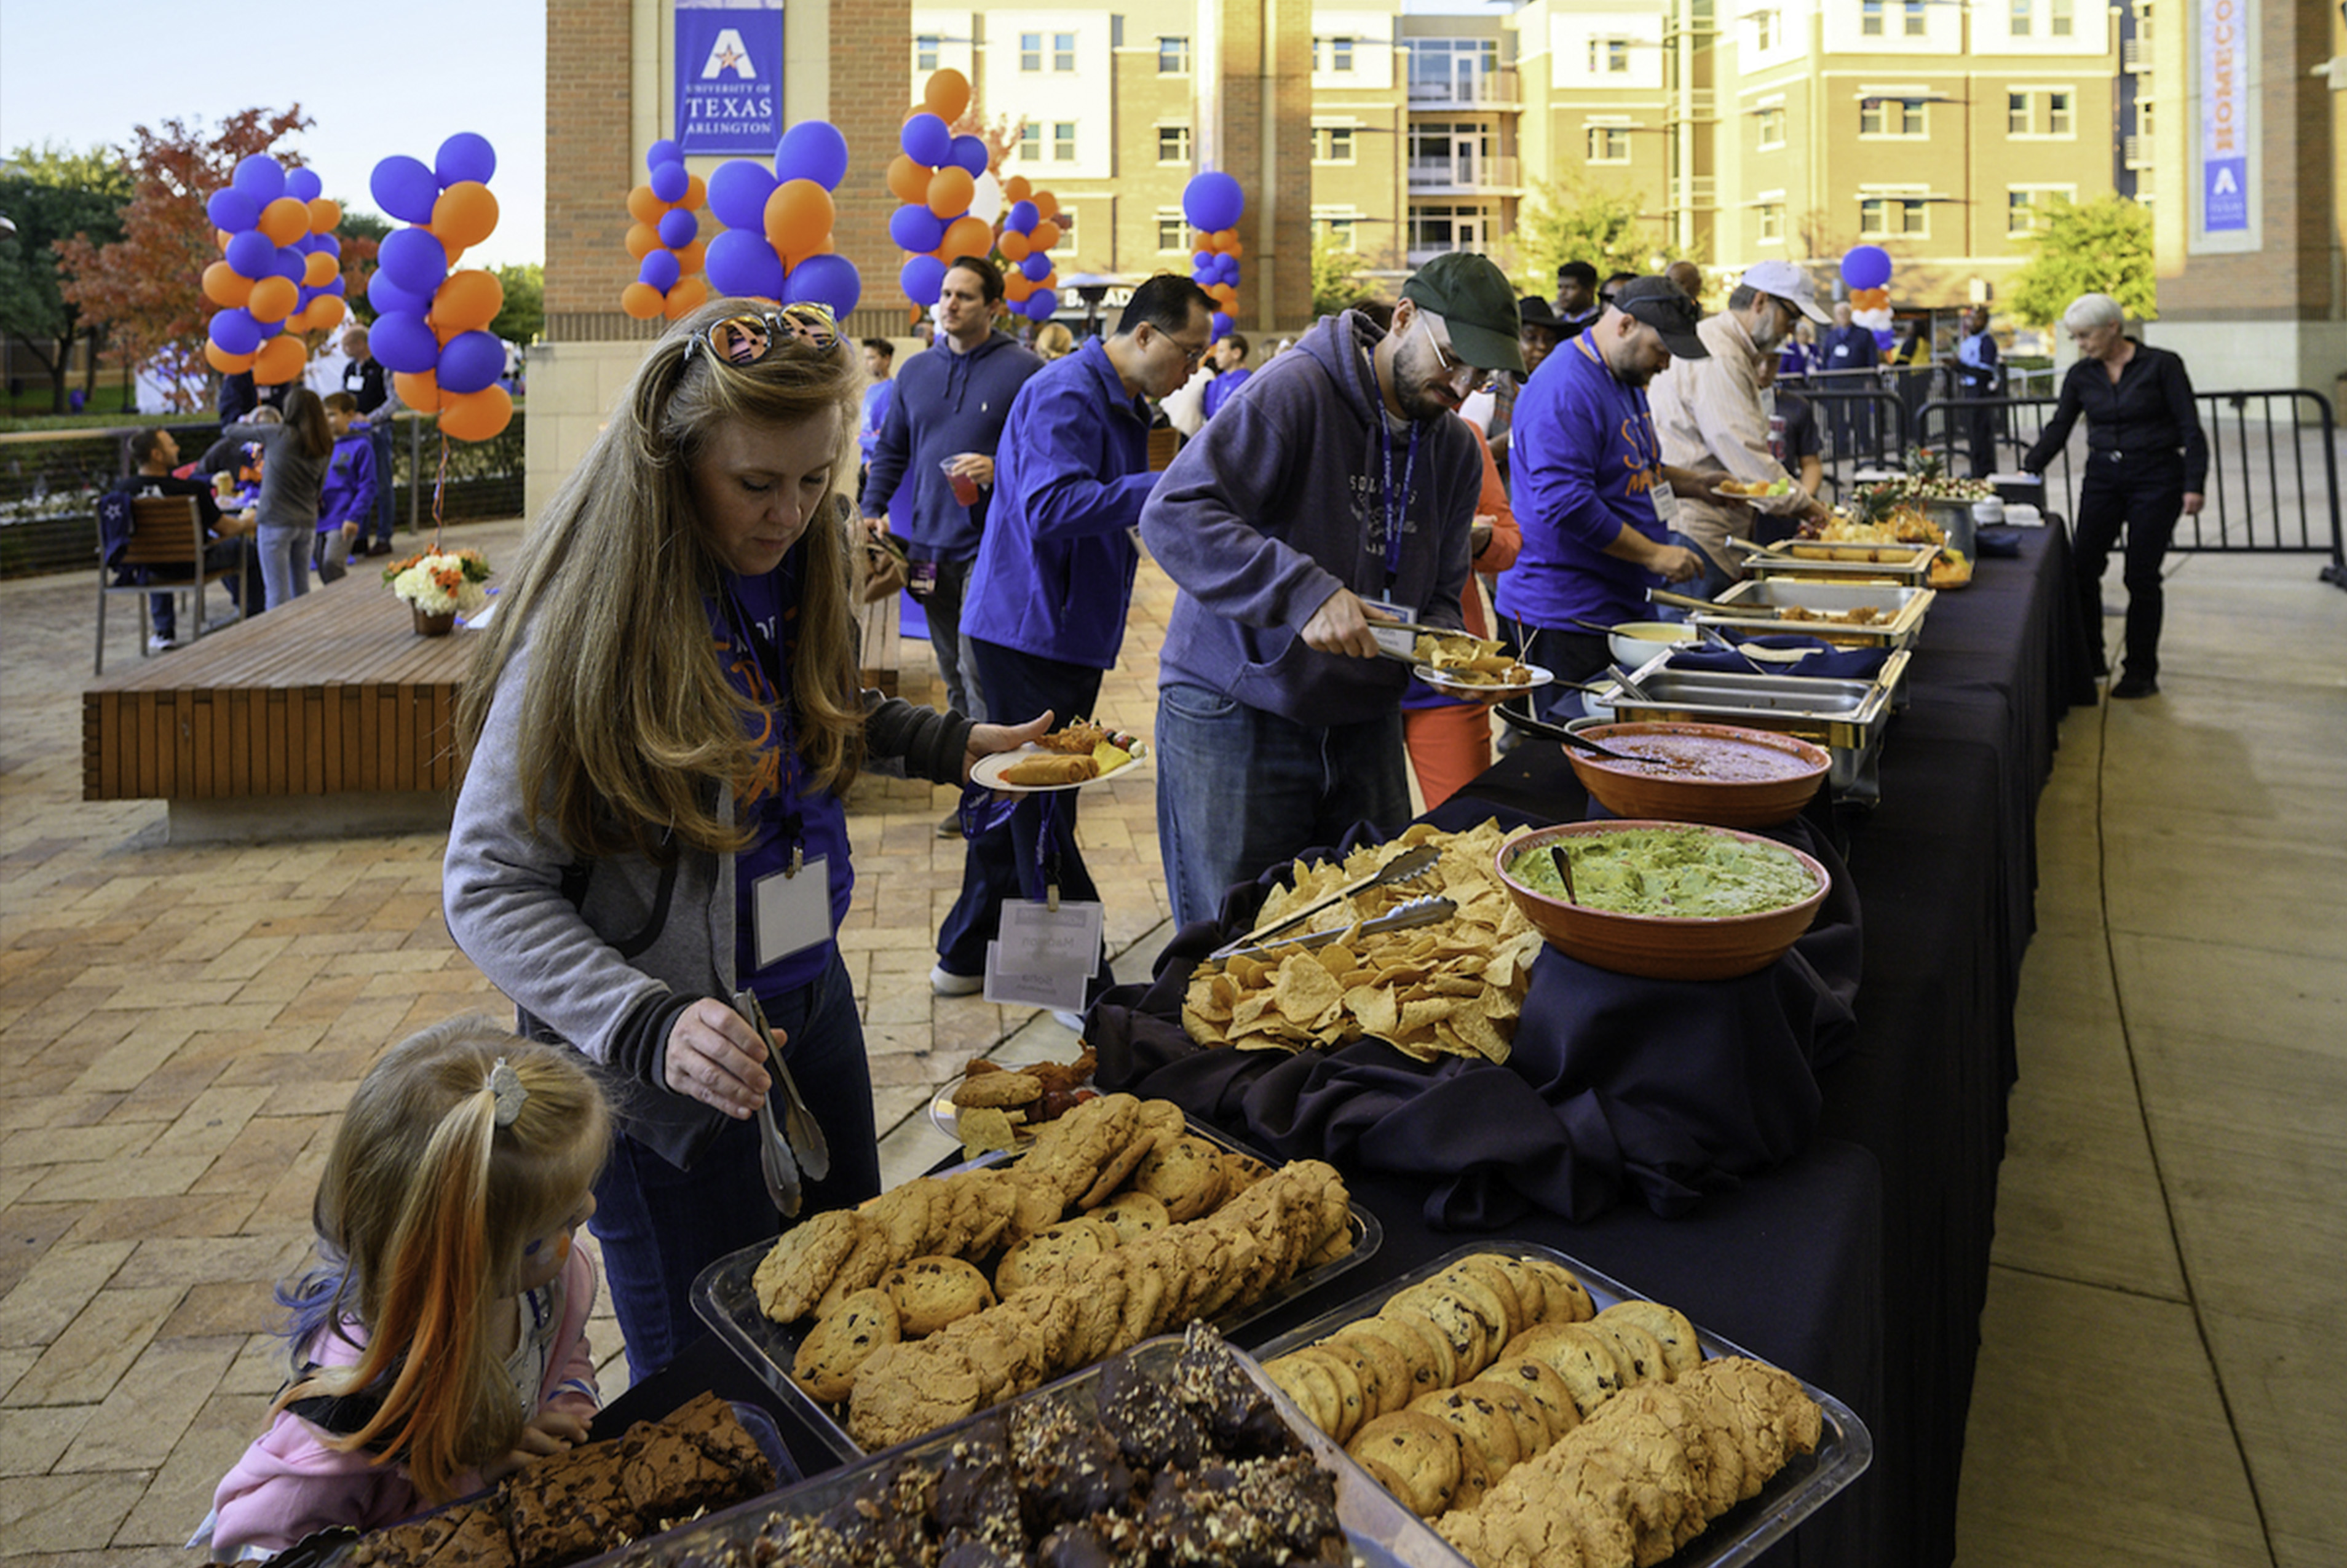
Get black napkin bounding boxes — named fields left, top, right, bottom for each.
left=1664, top=635, right=1888, bottom=681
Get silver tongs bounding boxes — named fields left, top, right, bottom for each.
left=1214, top=893, right=1460, bottom=965
left=1212, top=843, right=1442, bottom=960
left=732, top=989, right=832, bottom=1217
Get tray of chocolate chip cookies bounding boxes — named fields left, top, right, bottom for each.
left=692, top=1092, right=1382, bottom=1462
left=1245, top=1241, right=1873, bottom=1568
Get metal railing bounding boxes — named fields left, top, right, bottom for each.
left=1406, top=155, right=1521, bottom=192
left=1407, top=68, right=1522, bottom=108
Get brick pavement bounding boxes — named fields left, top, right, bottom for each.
left=0, top=517, right=1177, bottom=1559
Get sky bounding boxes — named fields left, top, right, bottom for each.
left=0, top=3, right=547, bottom=269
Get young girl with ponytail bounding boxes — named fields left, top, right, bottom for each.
left=197, top=1021, right=611, bottom=1558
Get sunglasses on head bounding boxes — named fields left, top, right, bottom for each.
left=685, top=303, right=843, bottom=370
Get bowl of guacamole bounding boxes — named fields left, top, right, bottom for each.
left=1495, top=821, right=1830, bottom=980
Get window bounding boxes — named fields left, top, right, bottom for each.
left=1053, top=122, right=1076, bottom=162
left=2048, top=90, right=2072, bottom=133
left=1754, top=9, right=1778, bottom=49
left=1586, top=125, right=1631, bottom=162
left=1315, top=36, right=1356, bottom=72
left=2009, top=90, right=2076, bottom=136
left=916, top=35, right=940, bottom=72
left=2050, top=0, right=2073, bottom=34
left=2011, top=0, right=2032, bottom=37
left=1757, top=105, right=1787, bottom=147
left=2006, top=186, right=2074, bottom=235
left=1589, top=36, right=1631, bottom=73
left=1859, top=97, right=1926, bottom=137
left=1158, top=35, right=1190, bottom=74
left=1020, top=31, right=1042, bottom=71
left=1018, top=123, right=1041, bottom=161
left=1054, top=33, right=1075, bottom=72
left=1312, top=126, right=1357, bottom=163
left=1759, top=202, right=1785, bottom=243
left=1861, top=0, right=1883, bottom=36
left=1408, top=205, right=1487, bottom=253
left=2007, top=92, right=2030, bottom=133
left=1318, top=215, right=1359, bottom=248
left=1157, top=215, right=1187, bottom=251
left=1052, top=208, right=1075, bottom=240
left=1904, top=0, right=1927, bottom=34
left=2137, top=1, right=2153, bottom=42
left=2138, top=93, right=2156, bottom=138
left=1859, top=194, right=1930, bottom=236
left=1157, top=125, right=1191, bottom=164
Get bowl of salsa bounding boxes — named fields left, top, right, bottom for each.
left=1566, top=721, right=1829, bottom=828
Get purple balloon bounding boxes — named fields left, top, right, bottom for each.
left=900, top=254, right=948, bottom=307
left=232, top=154, right=285, bottom=203
left=1190, top=248, right=1215, bottom=272
left=1007, top=200, right=1041, bottom=235
left=649, top=160, right=690, bottom=204
left=325, top=276, right=346, bottom=297
left=435, top=132, right=497, bottom=189
left=647, top=138, right=683, bottom=170
left=365, top=274, right=432, bottom=319
left=900, top=113, right=952, bottom=169
left=315, top=233, right=341, bottom=258
left=224, top=230, right=277, bottom=280
left=369, top=311, right=440, bottom=374
left=704, top=228, right=786, bottom=301
left=786, top=253, right=862, bottom=318
left=207, top=189, right=259, bottom=234
left=1840, top=245, right=1893, bottom=291
left=436, top=330, right=506, bottom=395
left=777, top=121, right=850, bottom=191
left=1182, top=172, right=1243, bottom=234
left=285, top=167, right=323, bottom=203
left=371, top=156, right=440, bottom=225
left=889, top=203, right=947, bottom=253
left=1026, top=290, right=1059, bottom=321
left=707, top=160, right=778, bottom=231
left=1211, top=311, right=1232, bottom=337
left=640, top=250, right=683, bottom=293
left=657, top=207, right=699, bottom=249
left=272, top=247, right=307, bottom=282
left=1218, top=255, right=1241, bottom=284
left=947, top=135, right=989, bottom=176
left=378, top=228, right=449, bottom=296
left=1019, top=253, right=1051, bottom=283
left=208, top=308, right=263, bottom=356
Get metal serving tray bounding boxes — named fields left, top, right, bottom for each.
left=1585, top=651, right=1908, bottom=803
left=692, top=1118, right=1383, bottom=1462
left=1251, top=1241, right=1873, bottom=1568
left=1695, top=580, right=1934, bottom=652
left=574, top=1333, right=1473, bottom=1568
left=1740, top=539, right=1940, bottom=587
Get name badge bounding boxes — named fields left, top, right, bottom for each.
left=984, top=900, right=1104, bottom=1013
left=907, top=558, right=940, bottom=600
left=1650, top=481, right=1681, bottom=526
left=752, top=855, right=832, bottom=970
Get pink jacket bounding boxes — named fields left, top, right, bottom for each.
left=205, top=1248, right=599, bottom=1558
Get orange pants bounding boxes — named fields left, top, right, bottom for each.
left=1403, top=700, right=1492, bottom=810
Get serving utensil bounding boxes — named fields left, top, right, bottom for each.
left=1547, top=844, right=1578, bottom=905
left=734, top=989, right=833, bottom=1214
left=1215, top=893, right=1459, bottom=965
left=1214, top=843, right=1441, bottom=959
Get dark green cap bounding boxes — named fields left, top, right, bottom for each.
left=1400, top=253, right=1527, bottom=376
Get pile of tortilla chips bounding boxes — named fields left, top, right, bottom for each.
left=1412, top=631, right=1534, bottom=687
left=1182, top=820, right=1547, bottom=1064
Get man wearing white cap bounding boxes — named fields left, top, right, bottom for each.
left=1647, top=260, right=1835, bottom=585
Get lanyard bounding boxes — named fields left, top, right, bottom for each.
left=719, top=581, right=806, bottom=873
left=1375, top=416, right=1420, bottom=592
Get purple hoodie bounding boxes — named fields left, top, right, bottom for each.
left=1139, top=310, right=1478, bottom=727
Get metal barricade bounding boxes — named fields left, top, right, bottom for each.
left=1782, top=378, right=1909, bottom=499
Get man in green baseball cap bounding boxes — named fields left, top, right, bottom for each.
left=1399, top=251, right=1529, bottom=386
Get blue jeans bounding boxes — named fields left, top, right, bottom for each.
left=936, top=638, right=1109, bottom=991
left=370, top=423, right=397, bottom=548
left=1665, top=530, right=1736, bottom=600
left=587, top=949, right=881, bottom=1382
left=1154, top=683, right=1409, bottom=929
left=255, top=525, right=311, bottom=610
left=133, top=539, right=261, bottom=639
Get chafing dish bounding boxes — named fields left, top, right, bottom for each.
left=1693, top=580, right=1934, bottom=653
left=1738, top=538, right=1941, bottom=588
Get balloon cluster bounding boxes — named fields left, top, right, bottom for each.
left=1840, top=245, right=1895, bottom=350
left=202, top=157, right=349, bottom=385
left=889, top=70, right=1013, bottom=311
left=622, top=140, right=710, bottom=321
left=704, top=119, right=861, bottom=317
left=366, top=133, right=512, bottom=442
left=995, top=177, right=1064, bottom=323
left=1182, top=173, right=1245, bottom=340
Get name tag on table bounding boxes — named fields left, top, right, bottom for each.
left=1650, top=481, right=1682, bottom=526
left=751, top=855, right=833, bottom=969
left=985, top=900, right=1103, bottom=1013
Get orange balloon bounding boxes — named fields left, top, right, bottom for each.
left=205, top=339, right=257, bottom=374
left=676, top=239, right=707, bottom=274
left=1003, top=272, right=1034, bottom=303
left=999, top=231, right=1032, bottom=263
left=394, top=369, right=443, bottom=412
left=683, top=174, right=707, bottom=210
left=1213, top=228, right=1238, bottom=251
left=621, top=280, right=666, bottom=320
left=1003, top=176, right=1032, bottom=203
left=253, top=333, right=307, bottom=386
left=1222, top=237, right=1245, bottom=259
left=942, top=215, right=993, bottom=258
left=625, top=222, right=661, bottom=259
left=258, top=196, right=309, bottom=246
left=1032, top=191, right=1060, bottom=221
left=925, top=166, right=975, bottom=220
left=663, top=276, right=710, bottom=319
left=439, top=384, right=513, bottom=443
left=433, top=183, right=499, bottom=250
left=764, top=178, right=836, bottom=258
left=216, top=228, right=234, bottom=253
left=886, top=154, right=930, bottom=204
left=433, top=269, right=504, bottom=333
left=203, top=261, right=253, bottom=309
left=627, top=184, right=663, bottom=224
left=307, top=197, right=342, bottom=234
left=307, top=296, right=347, bottom=334
left=303, top=252, right=338, bottom=287
left=247, top=275, right=299, bottom=324
left=1032, top=221, right=1063, bottom=252
left=924, top=68, right=973, bottom=121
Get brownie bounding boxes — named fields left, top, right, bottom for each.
left=1095, top=1356, right=1210, bottom=1475
left=1008, top=1388, right=1134, bottom=1531
left=417, top=1502, right=516, bottom=1568
left=507, top=1446, right=636, bottom=1568
left=930, top=1412, right=1019, bottom=1549
left=1171, top=1328, right=1294, bottom=1459
left=1035, top=1524, right=1118, bottom=1568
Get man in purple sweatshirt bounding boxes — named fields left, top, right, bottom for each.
left=1139, top=251, right=1526, bottom=927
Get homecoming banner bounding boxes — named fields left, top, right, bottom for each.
left=676, top=2, right=785, bottom=156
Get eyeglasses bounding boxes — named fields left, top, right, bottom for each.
left=686, top=303, right=843, bottom=370
left=1416, top=312, right=1496, bottom=394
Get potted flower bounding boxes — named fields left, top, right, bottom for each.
left=384, top=547, right=493, bottom=636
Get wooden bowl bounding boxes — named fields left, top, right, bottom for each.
left=1495, top=820, right=1830, bottom=981
left=1568, top=721, right=1829, bottom=829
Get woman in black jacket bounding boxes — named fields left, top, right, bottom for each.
left=2022, top=293, right=2207, bottom=699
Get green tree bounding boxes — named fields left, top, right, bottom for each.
left=489, top=263, right=544, bottom=345
left=2007, top=194, right=2155, bottom=328
left=0, top=143, right=133, bottom=413
left=334, top=207, right=391, bottom=323
left=1310, top=231, right=1367, bottom=317
left=1515, top=174, right=1682, bottom=292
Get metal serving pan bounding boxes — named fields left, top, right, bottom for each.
left=1693, top=580, right=1934, bottom=653
left=1575, top=651, right=1909, bottom=803
left=692, top=1117, right=1383, bottom=1462
left=1251, top=1240, right=1874, bottom=1568
left=1737, top=538, right=1941, bottom=587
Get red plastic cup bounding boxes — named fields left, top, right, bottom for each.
left=942, top=459, right=980, bottom=507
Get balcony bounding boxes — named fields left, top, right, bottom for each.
left=2121, top=37, right=2143, bottom=71
left=2123, top=133, right=2150, bottom=168
left=1407, top=154, right=1521, bottom=193
left=1407, top=68, right=1522, bottom=109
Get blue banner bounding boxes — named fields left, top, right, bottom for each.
left=676, top=6, right=784, bottom=156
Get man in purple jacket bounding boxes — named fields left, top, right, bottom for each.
left=1139, top=251, right=1525, bottom=927
left=933, top=275, right=1216, bottom=996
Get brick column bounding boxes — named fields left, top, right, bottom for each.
left=544, top=0, right=646, bottom=342
left=1216, top=0, right=1314, bottom=336
left=831, top=0, right=911, bottom=336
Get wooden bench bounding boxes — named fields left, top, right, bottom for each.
left=82, top=582, right=475, bottom=841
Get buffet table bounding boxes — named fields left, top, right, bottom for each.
left=604, top=526, right=2090, bottom=1567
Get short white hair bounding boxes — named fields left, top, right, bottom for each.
left=2061, top=293, right=2124, bottom=333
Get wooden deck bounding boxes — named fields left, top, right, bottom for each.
left=81, top=582, right=475, bottom=803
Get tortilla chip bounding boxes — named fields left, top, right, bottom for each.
left=1273, top=952, right=1344, bottom=1023
left=958, top=1106, right=1020, bottom=1158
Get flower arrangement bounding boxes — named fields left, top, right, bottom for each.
left=384, top=547, right=493, bottom=617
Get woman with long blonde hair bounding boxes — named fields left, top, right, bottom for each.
left=443, top=298, right=1045, bottom=1376
left=201, top=1023, right=609, bottom=1555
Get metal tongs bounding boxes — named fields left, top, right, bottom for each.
left=732, top=989, right=832, bottom=1216
left=1211, top=843, right=1441, bottom=960
left=1214, top=893, right=1460, bottom=965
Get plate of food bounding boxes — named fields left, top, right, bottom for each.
left=1715, top=476, right=1796, bottom=499
left=1410, top=630, right=1553, bottom=701
left=930, top=1047, right=1099, bottom=1158
left=972, top=720, right=1149, bottom=793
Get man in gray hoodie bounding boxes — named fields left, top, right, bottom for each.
left=1139, top=252, right=1526, bottom=927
